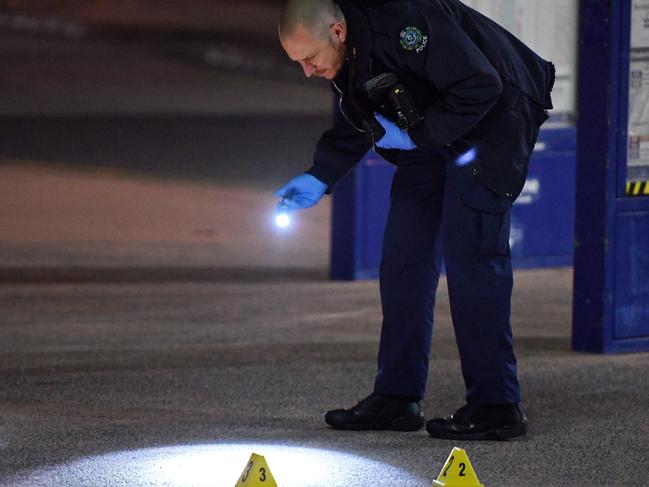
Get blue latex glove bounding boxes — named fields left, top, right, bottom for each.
left=274, top=173, right=327, bottom=210
left=374, top=113, right=417, bottom=151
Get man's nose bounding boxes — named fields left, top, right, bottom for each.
left=301, top=62, right=316, bottom=78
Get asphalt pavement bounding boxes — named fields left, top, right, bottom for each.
left=1, top=162, right=648, bottom=487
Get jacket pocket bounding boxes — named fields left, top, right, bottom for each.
left=457, top=168, right=512, bottom=257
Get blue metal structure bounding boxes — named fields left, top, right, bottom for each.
left=330, top=152, right=394, bottom=280
left=510, top=126, right=577, bottom=269
left=572, top=0, right=649, bottom=353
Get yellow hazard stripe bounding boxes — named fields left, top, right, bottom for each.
left=626, top=180, right=649, bottom=196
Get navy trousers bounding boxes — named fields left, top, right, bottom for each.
left=373, top=150, right=520, bottom=405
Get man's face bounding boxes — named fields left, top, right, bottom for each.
left=281, top=23, right=346, bottom=80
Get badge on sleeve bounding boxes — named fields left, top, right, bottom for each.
left=399, top=26, right=428, bottom=53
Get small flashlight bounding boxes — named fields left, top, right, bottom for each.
left=275, top=198, right=291, bottom=229
left=275, top=212, right=290, bottom=228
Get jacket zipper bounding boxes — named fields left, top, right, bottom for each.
left=331, top=79, right=364, bottom=133
left=331, top=79, right=378, bottom=149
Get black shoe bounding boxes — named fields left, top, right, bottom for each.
left=325, top=393, right=425, bottom=431
left=426, top=402, right=527, bottom=440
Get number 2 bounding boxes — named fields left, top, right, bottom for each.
left=443, top=455, right=455, bottom=476
left=459, top=462, right=466, bottom=476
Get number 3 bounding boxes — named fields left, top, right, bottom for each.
left=241, top=461, right=253, bottom=482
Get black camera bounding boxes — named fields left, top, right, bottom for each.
left=363, top=72, right=424, bottom=142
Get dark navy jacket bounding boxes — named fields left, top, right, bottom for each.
left=306, top=0, right=555, bottom=201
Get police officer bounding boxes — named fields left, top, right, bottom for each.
left=275, top=0, right=554, bottom=440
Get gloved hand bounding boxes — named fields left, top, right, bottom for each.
left=374, top=113, right=417, bottom=151
left=274, top=173, right=327, bottom=210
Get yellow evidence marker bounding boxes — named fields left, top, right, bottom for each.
left=432, top=447, right=484, bottom=487
left=234, top=453, right=278, bottom=487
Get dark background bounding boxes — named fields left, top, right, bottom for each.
left=0, top=0, right=333, bottom=186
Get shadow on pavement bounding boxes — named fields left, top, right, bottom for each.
left=0, top=115, right=331, bottom=187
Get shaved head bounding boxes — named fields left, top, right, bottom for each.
left=279, top=0, right=348, bottom=79
left=279, top=0, right=345, bottom=41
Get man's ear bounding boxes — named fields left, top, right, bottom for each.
left=330, top=21, right=346, bottom=43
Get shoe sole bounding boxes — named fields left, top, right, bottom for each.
left=327, top=414, right=426, bottom=432
left=426, top=422, right=527, bottom=441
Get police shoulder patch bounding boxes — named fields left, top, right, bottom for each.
left=399, top=26, right=427, bottom=53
